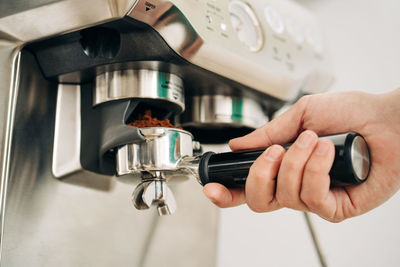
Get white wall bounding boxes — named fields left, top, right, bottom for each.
left=217, top=1, right=400, bottom=266
left=302, top=0, right=400, bottom=94
left=301, top=0, right=400, bottom=266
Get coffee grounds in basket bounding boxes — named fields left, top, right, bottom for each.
left=128, top=110, right=179, bottom=128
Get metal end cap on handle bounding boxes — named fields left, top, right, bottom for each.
left=350, top=135, right=371, bottom=182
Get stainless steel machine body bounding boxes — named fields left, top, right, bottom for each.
left=0, top=0, right=332, bottom=265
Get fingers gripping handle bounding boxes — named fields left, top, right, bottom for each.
left=199, top=132, right=370, bottom=188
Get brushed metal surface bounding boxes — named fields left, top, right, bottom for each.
left=182, top=95, right=269, bottom=129
left=0, top=0, right=333, bottom=101
left=0, top=0, right=333, bottom=102
left=0, top=41, right=21, bottom=262
left=128, top=0, right=333, bottom=101
left=0, top=0, right=61, bottom=18
left=0, top=0, right=138, bottom=42
left=94, top=69, right=185, bottom=112
left=351, top=135, right=370, bottom=181
left=116, top=127, right=193, bottom=176
left=0, top=50, right=218, bottom=266
left=52, top=84, right=82, bottom=178
left=133, top=178, right=178, bottom=215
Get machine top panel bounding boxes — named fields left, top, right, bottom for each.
left=129, top=0, right=333, bottom=100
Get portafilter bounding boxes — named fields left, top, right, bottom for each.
left=116, top=128, right=370, bottom=215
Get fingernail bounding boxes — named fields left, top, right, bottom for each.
left=315, top=141, right=330, bottom=155
left=297, top=131, right=315, bottom=148
left=265, top=146, right=283, bottom=161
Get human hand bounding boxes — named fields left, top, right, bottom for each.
left=203, top=89, right=400, bottom=222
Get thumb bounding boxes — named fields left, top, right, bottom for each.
left=229, top=96, right=309, bottom=151
left=229, top=91, right=373, bottom=151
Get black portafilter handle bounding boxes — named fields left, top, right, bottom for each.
left=198, top=132, right=371, bottom=188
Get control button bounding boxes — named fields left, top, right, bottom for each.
left=305, top=27, right=324, bottom=54
left=220, top=22, right=227, bottom=31
left=285, top=17, right=304, bottom=44
left=264, top=6, right=284, bottom=34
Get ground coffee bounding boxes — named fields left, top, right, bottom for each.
left=128, top=110, right=178, bottom=128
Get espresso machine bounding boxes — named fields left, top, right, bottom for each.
left=0, top=0, right=334, bottom=266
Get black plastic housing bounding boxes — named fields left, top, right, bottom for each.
left=80, top=84, right=145, bottom=175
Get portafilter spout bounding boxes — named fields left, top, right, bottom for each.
left=132, top=172, right=177, bottom=216
left=115, top=127, right=197, bottom=216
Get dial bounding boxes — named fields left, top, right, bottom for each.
left=229, top=1, right=263, bottom=52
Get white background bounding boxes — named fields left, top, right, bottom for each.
left=217, top=0, right=400, bottom=266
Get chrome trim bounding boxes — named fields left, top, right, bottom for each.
left=351, top=135, right=370, bottom=181
left=52, top=84, right=82, bottom=178
left=0, top=44, right=21, bottom=262
left=116, top=127, right=193, bottom=176
left=133, top=179, right=177, bottom=215
left=183, top=95, right=269, bottom=129
left=0, top=0, right=138, bottom=42
left=117, top=127, right=193, bottom=215
left=177, top=155, right=202, bottom=185
left=94, top=69, right=185, bottom=113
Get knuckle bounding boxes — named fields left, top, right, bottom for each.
left=248, top=158, right=272, bottom=183
left=276, top=193, right=291, bottom=208
left=304, top=162, right=323, bottom=176
left=248, top=164, right=264, bottom=184
left=253, top=170, right=266, bottom=185
left=300, top=188, right=325, bottom=210
left=301, top=193, right=323, bottom=209
left=249, top=162, right=261, bottom=176
left=296, top=95, right=312, bottom=108
left=283, top=157, right=301, bottom=173
left=245, top=192, right=273, bottom=213
left=299, top=190, right=310, bottom=203
left=246, top=164, right=274, bottom=213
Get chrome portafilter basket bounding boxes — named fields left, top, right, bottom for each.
left=116, top=127, right=198, bottom=216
